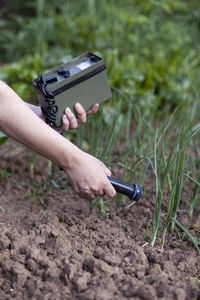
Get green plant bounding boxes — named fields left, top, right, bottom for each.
left=171, top=217, right=200, bottom=254
left=0, top=132, right=8, bottom=145
left=0, top=206, right=5, bottom=213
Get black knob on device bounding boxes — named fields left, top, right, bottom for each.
left=108, top=176, right=143, bottom=201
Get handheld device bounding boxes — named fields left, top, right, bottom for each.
left=33, top=51, right=112, bottom=127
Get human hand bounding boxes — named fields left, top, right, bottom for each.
left=61, top=103, right=99, bottom=132
left=64, top=150, right=116, bottom=200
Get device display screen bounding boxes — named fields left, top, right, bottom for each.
left=77, top=61, right=91, bottom=70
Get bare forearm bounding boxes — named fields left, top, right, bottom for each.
left=0, top=81, right=79, bottom=168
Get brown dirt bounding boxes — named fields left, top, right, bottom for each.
left=0, top=140, right=200, bottom=300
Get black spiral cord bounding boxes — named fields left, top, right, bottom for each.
left=36, top=72, right=58, bottom=128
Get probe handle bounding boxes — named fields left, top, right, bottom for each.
left=108, top=176, right=143, bottom=201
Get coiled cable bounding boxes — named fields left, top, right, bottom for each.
left=36, top=72, right=58, bottom=128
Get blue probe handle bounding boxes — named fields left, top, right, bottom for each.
left=107, top=176, right=143, bottom=201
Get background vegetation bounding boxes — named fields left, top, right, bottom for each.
left=0, top=0, right=199, bottom=250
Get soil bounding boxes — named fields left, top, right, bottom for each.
left=0, top=139, right=200, bottom=300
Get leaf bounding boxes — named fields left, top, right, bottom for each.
left=0, top=132, right=8, bottom=146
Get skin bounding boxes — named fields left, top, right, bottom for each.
left=0, top=80, right=116, bottom=200
left=27, top=102, right=99, bottom=132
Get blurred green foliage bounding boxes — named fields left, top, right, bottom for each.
left=0, top=0, right=200, bottom=115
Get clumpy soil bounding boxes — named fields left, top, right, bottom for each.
left=0, top=140, right=199, bottom=300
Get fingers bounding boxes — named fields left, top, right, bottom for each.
left=61, top=114, right=70, bottom=131
left=74, top=103, right=87, bottom=124
left=75, top=102, right=99, bottom=123
left=62, top=107, right=78, bottom=131
left=61, top=103, right=99, bottom=132
left=78, top=189, right=97, bottom=200
left=87, top=103, right=99, bottom=115
left=78, top=164, right=115, bottom=199
left=76, top=176, right=116, bottom=200
left=103, top=181, right=116, bottom=198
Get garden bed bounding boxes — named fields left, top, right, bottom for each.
left=0, top=140, right=199, bottom=300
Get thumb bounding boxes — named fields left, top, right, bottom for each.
left=104, top=178, right=116, bottom=198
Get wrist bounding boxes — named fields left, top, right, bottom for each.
left=59, top=141, right=83, bottom=170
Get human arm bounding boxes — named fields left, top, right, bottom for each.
left=0, top=81, right=116, bottom=199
